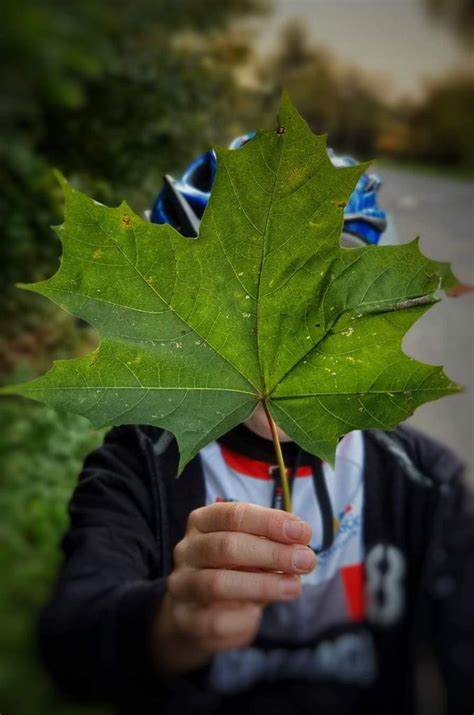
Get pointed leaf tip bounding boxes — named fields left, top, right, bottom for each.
left=52, top=168, right=68, bottom=189
left=277, top=91, right=308, bottom=133
left=278, top=89, right=293, bottom=111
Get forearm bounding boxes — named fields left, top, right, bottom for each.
left=39, top=575, right=167, bottom=701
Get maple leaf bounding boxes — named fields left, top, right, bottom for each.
left=3, top=94, right=462, bottom=472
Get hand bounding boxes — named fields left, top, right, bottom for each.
left=152, top=501, right=315, bottom=676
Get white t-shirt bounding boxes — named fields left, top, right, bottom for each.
left=200, top=431, right=365, bottom=658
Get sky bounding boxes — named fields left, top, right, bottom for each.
left=253, top=0, right=471, bottom=100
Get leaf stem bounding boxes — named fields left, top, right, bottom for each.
left=262, top=400, right=292, bottom=512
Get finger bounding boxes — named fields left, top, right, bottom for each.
left=211, top=599, right=262, bottom=609
left=182, top=531, right=316, bottom=574
left=188, top=502, right=312, bottom=545
left=172, top=601, right=262, bottom=641
left=168, top=567, right=302, bottom=604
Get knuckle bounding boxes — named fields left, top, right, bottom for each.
left=226, top=502, right=248, bottom=532
left=173, top=539, right=188, bottom=565
left=207, top=570, right=227, bottom=600
left=271, top=544, right=282, bottom=570
left=186, top=510, right=197, bottom=530
left=218, top=533, right=239, bottom=564
left=208, top=611, right=226, bottom=639
left=166, top=570, right=181, bottom=599
left=244, top=572, right=263, bottom=600
left=187, top=506, right=203, bottom=531
left=186, top=570, right=210, bottom=604
left=258, top=574, right=280, bottom=601
left=266, top=509, right=281, bottom=535
left=193, top=570, right=214, bottom=602
left=271, top=542, right=287, bottom=570
left=261, top=574, right=280, bottom=601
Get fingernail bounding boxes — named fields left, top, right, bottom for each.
left=293, top=548, right=315, bottom=572
left=284, top=519, right=304, bottom=540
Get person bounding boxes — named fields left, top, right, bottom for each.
left=38, top=140, right=474, bottom=715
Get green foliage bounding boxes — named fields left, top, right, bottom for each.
left=0, top=2, right=266, bottom=710
left=423, top=0, right=474, bottom=47
left=0, top=399, right=106, bottom=715
left=6, top=97, right=461, bottom=469
left=405, top=74, right=474, bottom=168
left=0, top=0, right=265, bottom=340
left=0, top=295, right=99, bottom=385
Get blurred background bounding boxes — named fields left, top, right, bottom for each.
left=0, top=1, right=472, bottom=713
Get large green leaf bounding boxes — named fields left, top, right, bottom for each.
left=4, top=94, right=461, bottom=469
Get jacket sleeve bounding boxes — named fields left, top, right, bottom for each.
left=429, top=463, right=474, bottom=714
left=37, top=425, right=209, bottom=710
left=399, top=425, right=474, bottom=713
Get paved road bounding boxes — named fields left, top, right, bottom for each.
left=375, top=165, right=473, bottom=478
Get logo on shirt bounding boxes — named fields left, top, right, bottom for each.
left=210, top=629, right=377, bottom=693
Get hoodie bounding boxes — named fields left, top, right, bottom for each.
left=38, top=423, right=474, bottom=714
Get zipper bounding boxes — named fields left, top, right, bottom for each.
left=135, top=426, right=172, bottom=577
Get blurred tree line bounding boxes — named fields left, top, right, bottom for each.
left=257, top=22, right=474, bottom=171
left=256, top=23, right=389, bottom=158
left=424, top=0, right=474, bottom=48
left=387, top=72, right=474, bottom=167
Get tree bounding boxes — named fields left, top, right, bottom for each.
left=405, top=73, right=474, bottom=167
left=0, top=0, right=267, bottom=371
left=423, top=0, right=474, bottom=48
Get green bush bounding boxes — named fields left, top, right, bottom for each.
left=0, top=399, right=107, bottom=715
left=0, top=0, right=265, bottom=336
left=0, top=5, right=266, bottom=709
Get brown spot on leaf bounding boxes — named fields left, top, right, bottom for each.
left=337, top=201, right=347, bottom=209
left=122, top=214, right=132, bottom=228
left=276, top=125, right=286, bottom=135
left=93, top=249, right=103, bottom=259
left=446, top=283, right=474, bottom=298
left=146, top=276, right=154, bottom=285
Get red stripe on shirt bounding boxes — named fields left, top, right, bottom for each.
left=220, top=445, right=313, bottom=480
left=341, top=563, right=365, bottom=621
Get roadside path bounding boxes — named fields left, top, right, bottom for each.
left=376, top=165, right=473, bottom=478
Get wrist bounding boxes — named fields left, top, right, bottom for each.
left=152, top=591, right=213, bottom=677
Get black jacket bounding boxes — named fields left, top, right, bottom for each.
left=38, top=424, right=474, bottom=715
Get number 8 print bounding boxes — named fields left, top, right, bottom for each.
left=365, top=544, right=406, bottom=626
